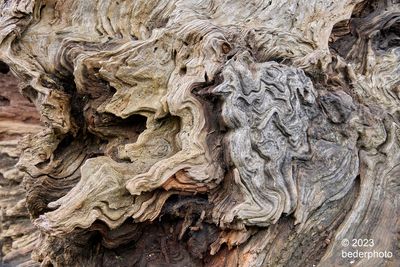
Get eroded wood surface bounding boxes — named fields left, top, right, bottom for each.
left=0, top=69, right=42, bottom=266
left=0, top=0, right=399, bottom=266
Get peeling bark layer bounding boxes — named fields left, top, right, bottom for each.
left=0, top=0, right=399, bottom=266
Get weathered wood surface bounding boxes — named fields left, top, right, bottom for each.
left=0, top=0, right=399, bottom=266
left=0, top=69, right=42, bottom=266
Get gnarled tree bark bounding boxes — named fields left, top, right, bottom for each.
left=0, top=0, right=399, bottom=266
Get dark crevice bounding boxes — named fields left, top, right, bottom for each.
left=0, top=61, right=9, bottom=74
left=21, top=85, right=39, bottom=104
left=374, top=19, right=400, bottom=51
left=204, top=71, right=209, bottom=82
left=329, top=0, right=400, bottom=62
left=0, top=95, right=10, bottom=106
left=88, top=112, right=147, bottom=141
left=39, top=192, right=219, bottom=266
left=58, top=75, right=87, bottom=131
left=191, top=71, right=228, bottom=176
left=179, top=65, right=187, bottom=75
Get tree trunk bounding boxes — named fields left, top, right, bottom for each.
left=0, top=0, right=399, bottom=266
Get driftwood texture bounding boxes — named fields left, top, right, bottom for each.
left=0, top=0, right=399, bottom=266
left=0, top=68, right=42, bottom=265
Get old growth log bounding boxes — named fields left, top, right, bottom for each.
left=0, top=0, right=399, bottom=266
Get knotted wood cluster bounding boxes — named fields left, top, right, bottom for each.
left=0, top=0, right=399, bottom=266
